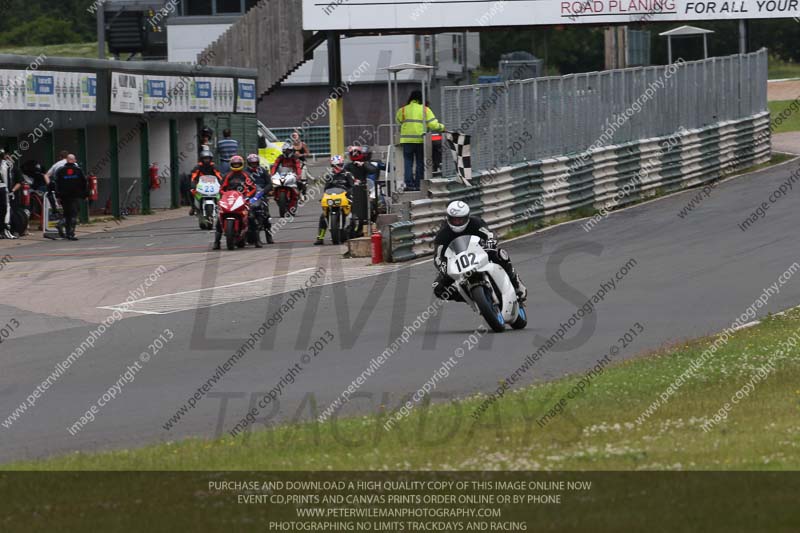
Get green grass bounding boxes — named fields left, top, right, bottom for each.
left=769, top=100, right=800, bottom=133
left=768, top=57, right=800, bottom=80
left=8, top=305, right=800, bottom=471
left=0, top=41, right=110, bottom=59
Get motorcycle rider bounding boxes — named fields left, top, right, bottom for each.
left=213, top=155, right=258, bottom=250
left=432, top=201, right=527, bottom=302
left=345, top=144, right=378, bottom=184
left=271, top=144, right=306, bottom=197
left=246, top=153, right=274, bottom=245
left=189, top=149, right=223, bottom=216
left=314, top=155, right=354, bottom=245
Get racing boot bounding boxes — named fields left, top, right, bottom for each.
left=314, top=228, right=325, bottom=245
left=265, top=226, right=274, bottom=244
left=254, top=235, right=263, bottom=248
left=508, top=269, right=527, bottom=303
left=212, top=230, right=221, bottom=250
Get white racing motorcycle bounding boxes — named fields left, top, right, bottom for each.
left=271, top=167, right=300, bottom=217
left=444, top=235, right=527, bottom=332
left=195, top=175, right=220, bottom=230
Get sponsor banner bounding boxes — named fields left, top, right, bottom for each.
left=0, top=69, right=28, bottom=110
left=303, top=0, right=800, bottom=30
left=111, top=72, right=144, bottom=114
left=79, top=73, right=97, bottom=111
left=144, top=76, right=169, bottom=112
left=0, top=70, right=96, bottom=111
left=237, top=79, right=257, bottom=114
left=188, top=77, right=235, bottom=113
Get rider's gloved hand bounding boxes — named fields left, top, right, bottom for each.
left=434, top=255, right=447, bottom=274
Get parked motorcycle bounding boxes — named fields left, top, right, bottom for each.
left=320, top=187, right=352, bottom=245
left=194, top=175, right=220, bottom=230
left=272, top=167, right=299, bottom=218
left=443, top=235, right=527, bottom=332
left=217, top=190, right=249, bottom=250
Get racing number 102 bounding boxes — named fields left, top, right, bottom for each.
left=455, top=252, right=478, bottom=272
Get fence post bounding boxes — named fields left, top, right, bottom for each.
left=109, top=125, right=120, bottom=219
left=169, top=119, right=180, bottom=209
left=77, top=128, right=89, bottom=224
left=139, top=121, right=151, bottom=215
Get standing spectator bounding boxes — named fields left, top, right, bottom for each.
left=395, top=90, right=444, bottom=191
left=216, top=128, right=239, bottom=175
left=290, top=132, right=311, bottom=162
left=0, top=150, right=15, bottom=239
left=199, top=125, right=214, bottom=156
left=54, top=155, right=88, bottom=241
left=44, top=150, right=69, bottom=186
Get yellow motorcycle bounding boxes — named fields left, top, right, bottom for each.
left=320, top=187, right=352, bottom=244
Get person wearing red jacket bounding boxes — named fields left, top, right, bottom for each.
left=270, top=145, right=303, bottom=178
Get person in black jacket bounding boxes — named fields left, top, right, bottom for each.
left=54, top=155, right=88, bottom=241
left=432, top=201, right=526, bottom=302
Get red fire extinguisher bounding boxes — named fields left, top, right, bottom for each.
left=371, top=231, right=383, bottom=264
left=149, top=163, right=160, bottom=190
left=20, top=182, right=31, bottom=208
left=88, top=175, right=98, bottom=201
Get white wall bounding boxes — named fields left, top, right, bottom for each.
left=167, top=23, right=233, bottom=63
left=148, top=119, right=171, bottom=209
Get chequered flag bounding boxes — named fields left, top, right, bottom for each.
left=444, top=131, right=472, bottom=186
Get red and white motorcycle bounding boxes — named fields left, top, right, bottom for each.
left=217, top=190, right=249, bottom=250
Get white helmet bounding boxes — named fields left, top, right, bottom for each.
left=446, top=201, right=470, bottom=233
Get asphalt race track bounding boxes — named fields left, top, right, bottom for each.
left=2, top=158, right=800, bottom=463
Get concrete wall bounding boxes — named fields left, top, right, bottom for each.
left=167, top=22, right=233, bottom=63
left=258, top=82, right=418, bottom=130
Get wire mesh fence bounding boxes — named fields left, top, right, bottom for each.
left=441, top=49, right=768, bottom=176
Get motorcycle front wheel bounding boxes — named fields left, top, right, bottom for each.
left=277, top=192, right=288, bottom=217
left=225, top=219, right=236, bottom=250
left=330, top=210, right=341, bottom=245
left=470, top=284, right=506, bottom=333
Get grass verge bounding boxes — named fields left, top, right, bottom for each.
left=0, top=42, right=110, bottom=59
left=769, top=100, right=800, bottom=133
left=8, top=305, right=800, bottom=471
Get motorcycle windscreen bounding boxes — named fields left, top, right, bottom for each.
left=445, top=235, right=476, bottom=257
left=326, top=187, right=347, bottom=195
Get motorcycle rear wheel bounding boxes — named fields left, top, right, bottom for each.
left=471, top=284, right=506, bottom=333
left=225, top=219, right=236, bottom=250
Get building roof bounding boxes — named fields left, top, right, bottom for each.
left=0, top=54, right=255, bottom=78
left=659, top=25, right=715, bottom=37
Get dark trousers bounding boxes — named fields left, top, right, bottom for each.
left=60, top=196, right=80, bottom=237
left=0, top=189, right=8, bottom=232
left=402, top=143, right=424, bottom=190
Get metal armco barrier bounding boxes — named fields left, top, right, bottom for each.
left=386, top=112, right=771, bottom=262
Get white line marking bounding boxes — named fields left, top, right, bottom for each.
left=97, top=264, right=406, bottom=315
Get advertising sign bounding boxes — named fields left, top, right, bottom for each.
left=302, top=0, right=800, bottom=30
left=236, top=79, right=257, bottom=114
left=111, top=72, right=144, bottom=114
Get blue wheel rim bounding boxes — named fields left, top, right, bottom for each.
left=518, top=307, right=526, bottom=320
